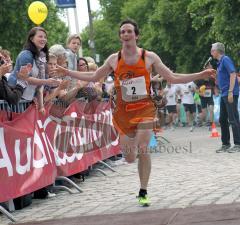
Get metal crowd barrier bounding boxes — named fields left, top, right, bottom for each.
left=0, top=99, right=32, bottom=221
left=0, top=205, right=16, bottom=222
left=0, top=97, right=117, bottom=223
left=51, top=97, right=116, bottom=188
left=52, top=98, right=70, bottom=108
left=0, top=99, right=32, bottom=114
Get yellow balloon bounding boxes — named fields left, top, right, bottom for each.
left=28, top=1, right=48, bottom=25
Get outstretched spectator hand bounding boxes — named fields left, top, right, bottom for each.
left=76, top=80, right=88, bottom=89
left=39, top=107, right=46, bottom=115
left=17, top=63, right=32, bottom=80
left=46, top=78, right=61, bottom=87
left=58, top=79, right=70, bottom=90
left=44, top=80, right=70, bottom=103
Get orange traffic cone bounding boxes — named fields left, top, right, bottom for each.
left=210, top=122, right=220, bottom=137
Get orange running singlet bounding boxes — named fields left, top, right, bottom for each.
left=112, top=49, right=156, bottom=135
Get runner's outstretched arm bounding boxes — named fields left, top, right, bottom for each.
left=151, top=52, right=216, bottom=83
left=52, top=55, right=114, bottom=82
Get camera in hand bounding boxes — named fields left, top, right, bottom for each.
left=0, top=57, right=5, bottom=66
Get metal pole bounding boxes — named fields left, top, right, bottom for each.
left=74, top=7, right=80, bottom=34
left=86, top=0, right=96, bottom=59
left=66, top=8, right=71, bottom=34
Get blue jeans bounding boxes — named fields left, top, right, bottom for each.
left=219, top=96, right=240, bottom=145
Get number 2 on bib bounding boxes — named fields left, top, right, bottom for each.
left=120, top=76, right=148, bottom=102
left=132, top=86, right=136, bottom=95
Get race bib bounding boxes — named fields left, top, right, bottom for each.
left=120, top=76, right=147, bottom=102
left=204, top=89, right=212, bottom=97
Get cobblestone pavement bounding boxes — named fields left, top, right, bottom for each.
left=1, top=126, right=240, bottom=224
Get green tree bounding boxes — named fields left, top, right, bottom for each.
left=99, top=0, right=127, bottom=24
left=211, top=0, right=240, bottom=65
left=144, top=0, right=200, bottom=72
left=81, top=0, right=240, bottom=70
left=188, top=0, right=240, bottom=67
left=81, top=19, right=120, bottom=64
left=81, top=0, right=126, bottom=64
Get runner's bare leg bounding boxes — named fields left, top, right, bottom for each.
left=135, top=122, right=152, bottom=190
left=120, top=134, right=137, bottom=163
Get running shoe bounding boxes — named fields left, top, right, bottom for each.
left=137, top=195, right=151, bottom=207
left=227, top=145, right=240, bottom=153
left=216, top=145, right=231, bottom=153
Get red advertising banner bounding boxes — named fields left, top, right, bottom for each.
left=0, top=101, right=119, bottom=203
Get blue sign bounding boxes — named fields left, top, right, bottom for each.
left=55, top=0, right=76, bottom=8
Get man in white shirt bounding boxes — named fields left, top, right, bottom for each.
left=164, top=83, right=177, bottom=130
left=179, top=82, right=197, bottom=131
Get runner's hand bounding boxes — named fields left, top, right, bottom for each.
left=200, top=69, right=216, bottom=79
left=151, top=74, right=163, bottom=82
left=50, top=65, right=69, bottom=76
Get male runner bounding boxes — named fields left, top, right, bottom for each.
left=54, top=19, right=215, bottom=206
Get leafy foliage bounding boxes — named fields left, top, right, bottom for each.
left=0, top=0, right=68, bottom=60
left=81, top=0, right=240, bottom=72
left=1, top=0, right=240, bottom=71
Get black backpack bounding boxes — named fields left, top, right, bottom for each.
left=0, top=76, right=24, bottom=105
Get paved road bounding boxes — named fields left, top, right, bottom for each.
left=1, top=126, right=240, bottom=224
